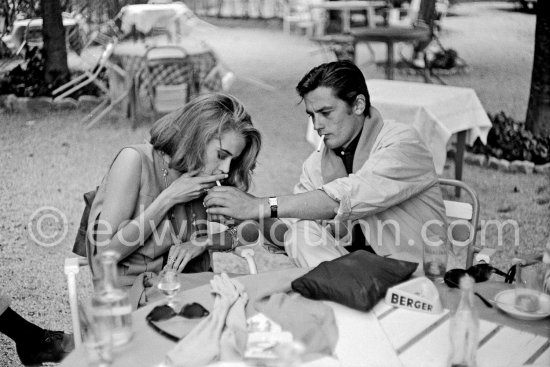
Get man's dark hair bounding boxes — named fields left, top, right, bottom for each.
left=296, top=60, right=371, bottom=116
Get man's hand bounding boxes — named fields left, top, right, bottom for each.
left=204, top=186, right=266, bottom=220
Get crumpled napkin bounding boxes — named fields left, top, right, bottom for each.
left=164, top=274, right=248, bottom=367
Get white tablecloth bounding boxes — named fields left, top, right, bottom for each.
left=306, top=80, right=492, bottom=174
left=120, top=3, right=209, bottom=38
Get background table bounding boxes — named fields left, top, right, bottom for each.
left=310, top=0, right=387, bottom=33
left=367, top=79, right=492, bottom=185
left=120, top=3, right=198, bottom=42
left=108, top=39, right=221, bottom=127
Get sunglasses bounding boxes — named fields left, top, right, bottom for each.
left=146, top=303, right=209, bottom=341
left=443, top=264, right=517, bottom=309
left=444, top=263, right=515, bottom=289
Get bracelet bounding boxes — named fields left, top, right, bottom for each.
left=227, top=226, right=239, bottom=251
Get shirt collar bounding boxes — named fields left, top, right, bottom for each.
left=333, top=128, right=363, bottom=158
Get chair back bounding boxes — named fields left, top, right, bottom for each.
left=141, top=45, right=195, bottom=114
left=438, top=178, right=480, bottom=268
left=98, top=40, right=117, bottom=67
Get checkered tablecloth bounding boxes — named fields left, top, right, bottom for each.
left=110, top=40, right=223, bottom=105
left=115, top=50, right=219, bottom=95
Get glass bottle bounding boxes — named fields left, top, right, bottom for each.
left=448, top=275, right=479, bottom=367
left=92, top=250, right=133, bottom=347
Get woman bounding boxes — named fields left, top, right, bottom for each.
left=87, top=93, right=262, bottom=289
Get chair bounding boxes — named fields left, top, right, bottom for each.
left=52, top=39, right=121, bottom=101
left=382, top=0, right=422, bottom=27
left=281, top=0, right=324, bottom=37
left=137, top=45, right=197, bottom=121
left=350, top=0, right=436, bottom=80
left=438, top=178, right=480, bottom=269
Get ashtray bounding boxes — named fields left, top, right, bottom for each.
left=494, top=290, right=550, bottom=321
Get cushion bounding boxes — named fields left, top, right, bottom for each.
left=291, top=250, right=418, bottom=311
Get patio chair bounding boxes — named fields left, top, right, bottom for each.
left=281, top=0, right=325, bottom=37
left=51, top=39, right=121, bottom=101
left=438, top=178, right=480, bottom=269
left=137, top=45, right=197, bottom=121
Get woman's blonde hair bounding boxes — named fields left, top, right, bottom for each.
left=150, top=93, right=261, bottom=191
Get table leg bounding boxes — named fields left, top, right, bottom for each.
left=343, top=9, right=351, bottom=33
left=454, top=130, right=467, bottom=197
left=386, top=41, right=394, bottom=80
left=366, top=6, right=376, bottom=28
left=131, top=75, right=138, bottom=130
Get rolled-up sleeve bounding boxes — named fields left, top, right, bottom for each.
left=321, top=129, right=438, bottom=222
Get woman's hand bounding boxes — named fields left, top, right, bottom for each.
left=164, top=170, right=228, bottom=205
left=166, top=238, right=209, bottom=272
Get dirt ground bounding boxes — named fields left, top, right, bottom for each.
left=0, top=2, right=547, bottom=366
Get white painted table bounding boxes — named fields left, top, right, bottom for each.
left=310, top=0, right=387, bottom=33
left=120, top=3, right=206, bottom=41
left=59, top=272, right=548, bottom=367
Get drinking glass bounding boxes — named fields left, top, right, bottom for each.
left=157, top=268, right=181, bottom=310
left=423, top=234, right=448, bottom=282
left=514, top=262, right=545, bottom=313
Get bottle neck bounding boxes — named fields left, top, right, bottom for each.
left=100, top=256, right=118, bottom=291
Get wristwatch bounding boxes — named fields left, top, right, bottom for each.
left=268, top=197, right=278, bottom=218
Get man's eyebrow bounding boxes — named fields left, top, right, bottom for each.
left=306, top=106, right=333, bottom=115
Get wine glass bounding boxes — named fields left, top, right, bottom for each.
left=157, top=268, right=181, bottom=310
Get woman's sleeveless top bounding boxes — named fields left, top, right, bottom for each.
left=88, top=143, right=196, bottom=286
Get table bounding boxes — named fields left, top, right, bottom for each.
left=310, top=0, right=387, bottom=33
left=368, top=79, right=492, bottom=188
left=59, top=271, right=549, bottom=367
left=108, top=39, right=222, bottom=128
left=351, top=25, right=431, bottom=79
left=373, top=281, right=550, bottom=367
left=306, top=79, right=492, bottom=190
left=119, top=3, right=199, bottom=42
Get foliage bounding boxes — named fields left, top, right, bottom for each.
left=0, top=46, right=48, bottom=97
left=469, top=111, right=550, bottom=165
left=0, top=45, right=102, bottom=97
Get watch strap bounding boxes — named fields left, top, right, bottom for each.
left=268, top=197, right=278, bottom=218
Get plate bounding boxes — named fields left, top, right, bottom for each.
left=494, top=289, right=550, bottom=321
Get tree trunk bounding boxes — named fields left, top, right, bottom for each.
left=525, top=0, right=550, bottom=137
left=41, top=0, right=69, bottom=89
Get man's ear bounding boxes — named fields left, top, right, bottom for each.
left=353, top=95, right=366, bottom=115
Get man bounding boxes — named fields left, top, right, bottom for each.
left=205, top=61, right=447, bottom=267
left=0, top=290, right=74, bottom=365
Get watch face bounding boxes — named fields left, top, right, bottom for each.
left=268, top=197, right=277, bottom=206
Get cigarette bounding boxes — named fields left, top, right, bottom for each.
left=316, top=135, right=325, bottom=152
left=216, top=180, right=222, bottom=186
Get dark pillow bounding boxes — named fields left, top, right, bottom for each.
left=291, top=250, right=418, bottom=311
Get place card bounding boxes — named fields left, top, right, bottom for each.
left=385, top=277, right=443, bottom=314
